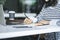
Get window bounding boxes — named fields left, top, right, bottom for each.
left=3, top=0, right=44, bottom=14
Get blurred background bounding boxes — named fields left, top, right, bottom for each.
left=1, top=0, right=60, bottom=40
left=3, top=0, right=40, bottom=25
left=3, top=0, right=37, bottom=13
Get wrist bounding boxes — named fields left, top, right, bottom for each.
left=28, top=16, right=38, bottom=23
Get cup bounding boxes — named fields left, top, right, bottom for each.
left=9, top=11, right=15, bottom=20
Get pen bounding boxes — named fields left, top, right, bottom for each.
left=24, top=13, right=30, bottom=19
left=13, top=26, right=32, bottom=28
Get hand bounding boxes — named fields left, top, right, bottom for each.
left=40, top=20, right=49, bottom=25
left=24, top=18, right=32, bottom=24
left=35, top=20, right=49, bottom=26
left=35, top=22, right=43, bottom=26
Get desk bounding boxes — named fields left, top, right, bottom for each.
left=0, top=25, right=60, bottom=39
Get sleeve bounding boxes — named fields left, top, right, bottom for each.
left=36, top=13, right=44, bottom=22
left=36, top=8, right=47, bottom=22
left=36, top=7, right=53, bottom=22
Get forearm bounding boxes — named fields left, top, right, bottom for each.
left=36, top=13, right=44, bottom=22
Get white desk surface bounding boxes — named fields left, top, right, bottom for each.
left=0, top=24, right=60, bottom=39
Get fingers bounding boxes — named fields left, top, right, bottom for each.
left=24, top=18, right=32, bottom=24
left=35, top=23, right=43, bottom=26
left=39, top=20, right=49, bottom=25
left=35, top=20, right=49, bottom=26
